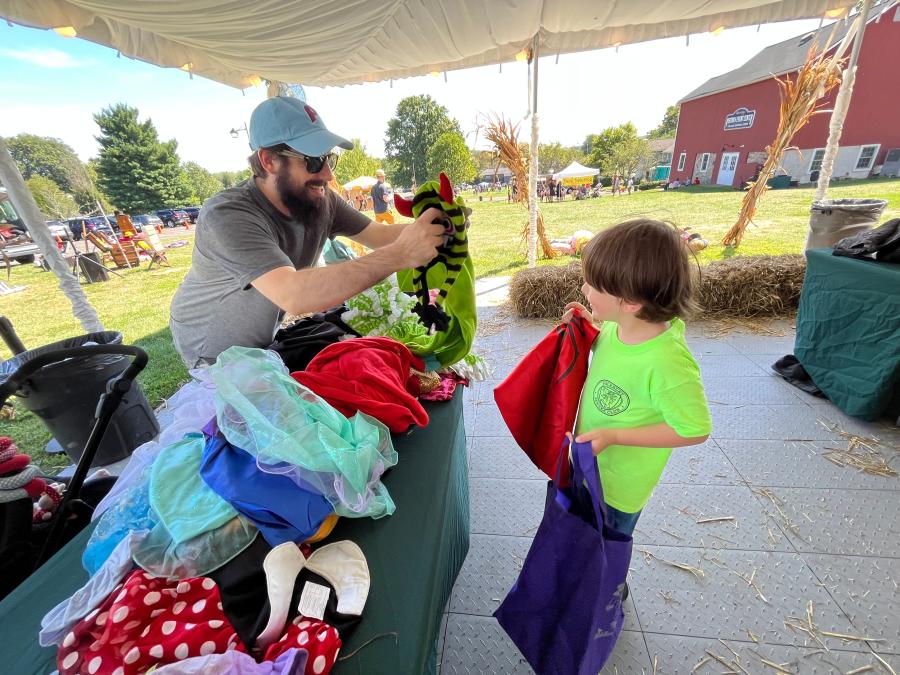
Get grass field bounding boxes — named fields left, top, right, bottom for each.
left=2, top=177, right=898, bottom=467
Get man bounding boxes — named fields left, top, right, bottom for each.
left=169, top=96, right=444, bottom=368
left=370, top=169, right=394, bottom=224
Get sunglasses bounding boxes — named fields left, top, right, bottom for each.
left=277, top=149, right=338, bottom=174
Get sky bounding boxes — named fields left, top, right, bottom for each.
left=1, top=17, right=823, bottom=174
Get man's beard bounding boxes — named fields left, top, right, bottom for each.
left=275, top=165, right=332, bottom=226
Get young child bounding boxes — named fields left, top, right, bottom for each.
left=563, top=218, right=711, bottom=538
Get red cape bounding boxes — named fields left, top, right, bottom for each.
left=493, top=317, right=599, bottom=486
left=292, top=337, right=429, bottom=433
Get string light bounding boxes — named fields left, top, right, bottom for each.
left=429, top=70, right=440, bottom=77
left=710, top=26, right=725, bottom=36
left=514, top=49, right=529, bottom=61
left=52, top=26, right=77, bottom=37
left=824, top=7, right=848, bottom=18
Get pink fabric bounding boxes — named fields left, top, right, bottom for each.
left=420, top=373, right=468, bottom=401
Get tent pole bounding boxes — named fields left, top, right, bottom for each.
left=812, top=0, right=871, bottom=204
left=0, top=137, right=103, bottom=333
left=528, top=34, right=540, bottom=268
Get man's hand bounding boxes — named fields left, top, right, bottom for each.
left=389, top=207, right=445, bottom=268
left=562, top=301, right=591, bottom=324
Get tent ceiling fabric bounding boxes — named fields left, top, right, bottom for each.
left=0, top=0, right=856, bottom=88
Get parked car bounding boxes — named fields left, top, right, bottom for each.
left=177, top=206, right=200, bottom=223
left=131, top=214, right=165, bottom=232
left=66, top=216, right=115, bottom=241
left=155, top=209, right=191, bottom=228
left=46, top=220, right=71, bottom=240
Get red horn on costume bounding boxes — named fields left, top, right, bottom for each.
left=394, top=193, right=414, bottom=217
left=438, top=172, right=454, bottom=204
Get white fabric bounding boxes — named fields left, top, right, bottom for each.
left=0, top=1, right=856, bottom=88
left=39, top=531, right=147, bottom=647
left=343, top=176, right=377, bottom=190
left=92, top=370, right=217, bottom=521
left=552, top=161, right=600, bottom=180
left=257, top=542, right=307, bottom=651
left=304, top=540, right=370, bottom=616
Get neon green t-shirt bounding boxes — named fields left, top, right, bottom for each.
left=575, top=318, right=711, bottom=513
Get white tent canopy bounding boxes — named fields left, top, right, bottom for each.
left=0, top=1, right=856, bottom=88
left=0, top=1, right=860, bottom=320
left=343, top=176, right=378, bottom=190
left=552, top=161, right=600, bottom=181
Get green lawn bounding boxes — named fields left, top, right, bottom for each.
left=2, top=177, right=898, bottom=467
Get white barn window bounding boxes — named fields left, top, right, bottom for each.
left=808, top=148, right=826, bottom=172
left=855, top=144, right=880, bottom=170
left=677, top=152, right=686, bottom=171
left=699, top=153, right=711, bottom=172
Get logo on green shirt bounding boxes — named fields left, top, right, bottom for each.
left=593, top=379, right=630, bottom=416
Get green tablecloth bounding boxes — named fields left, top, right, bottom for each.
left=795, top=249, right=900, bottom=420
left=0, top=391, right=469, bottom=675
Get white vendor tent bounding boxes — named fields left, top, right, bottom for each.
left=552, top=161, right=600, bottom=186
left=0, top=0, right=861, bottom=327
left=343, top=176, right=378, bottom=191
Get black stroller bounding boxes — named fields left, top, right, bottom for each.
left=0, top=322, right=152, bottom=599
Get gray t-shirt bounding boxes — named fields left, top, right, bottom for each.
left=169, top=179, right=369, bottom=367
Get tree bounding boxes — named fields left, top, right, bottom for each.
left=212, top=169, right=252, bottom=189
left=602, top=136, right=654, bottom=178
left=539, top=142, right=586, bottom=174
left=93, top=103, right=192, bottom=213
left=26, top=175, right=79, bottom=219
left=182, top=162, right=224, bottom=204
left=334, top=139, right=380, bottom=186
left=647, top=105, right=680, bottom=139
left=425, top=132, right=476, bottom=186
left=6, top=134, right=91, bottom=195
left=85, top=160, right=114, bottom=213
left=5, top=133, right=106, bottom=214
left=384, top=95, right=461, bottom=188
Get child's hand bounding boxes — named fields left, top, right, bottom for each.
left=561, top=302, right=590, bottom=324
left=575, top=427, right=618, bottom=455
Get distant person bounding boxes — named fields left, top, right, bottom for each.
left=371, top=169, right=394, bottom=224
left=626, top=177, right=634, bottom=194
left=612, top=175, right=621, bottom=196
left=693, top=177, right=701, bottom=185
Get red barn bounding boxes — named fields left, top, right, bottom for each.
left=670, top=4, right=900, bottom=188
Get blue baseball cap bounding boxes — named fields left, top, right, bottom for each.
left=249, top=97, right=352, bottom=156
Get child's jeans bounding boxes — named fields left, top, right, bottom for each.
left=605, top=504, right=641, bottom=536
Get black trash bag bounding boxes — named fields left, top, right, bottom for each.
left=267, top=306, right=360, bottom=372
left=772, top=354, right=827, bottom=398
left=833, top=218, right=900, bottom=263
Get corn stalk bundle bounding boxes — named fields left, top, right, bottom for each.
left=482, top=114, right=556, bottom=259
left=722, top=42, right=845, bottom=247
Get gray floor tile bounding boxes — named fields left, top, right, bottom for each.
left=634, top=483, right=793, bottom=551
left=703, top=375, right=808, bottom=406
left=473, top=403, right=511, bottom=437
left=463, top=400, right=476, bottom=437
left=750, top=486, right=900, bottom=557
left=696, top=353, right=771, bottom=377
left=441, top=615, right=651, bottom=675
left=469, top=436, right=545, bottom=480
left=436, top=612, right=449, bottom=672
left=718, top=439, right=900, bottom=490
left=710, top=404, right=838, bottom=440
left=658, top=439, right=744, bottom=486
left=643, top=633, right=895, bottom=674
left=726, top=333, right=798, bottom=356
left=449, top=534, right=534, bottom=617
left=808, top=401, right=900, bottom=445
left=803, top=554, right=900, bottom=655
left=469, top=477, right=546, bottom=537
left=685, top=337, right=742, bottom=356
left=629, top=546, right=866, bottom=651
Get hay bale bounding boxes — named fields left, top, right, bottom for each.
left=509, top=255, right=806, bottom=319
left=510, top=262, right=585, bottom=318
left=698, top=254, right=805, bottom=317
